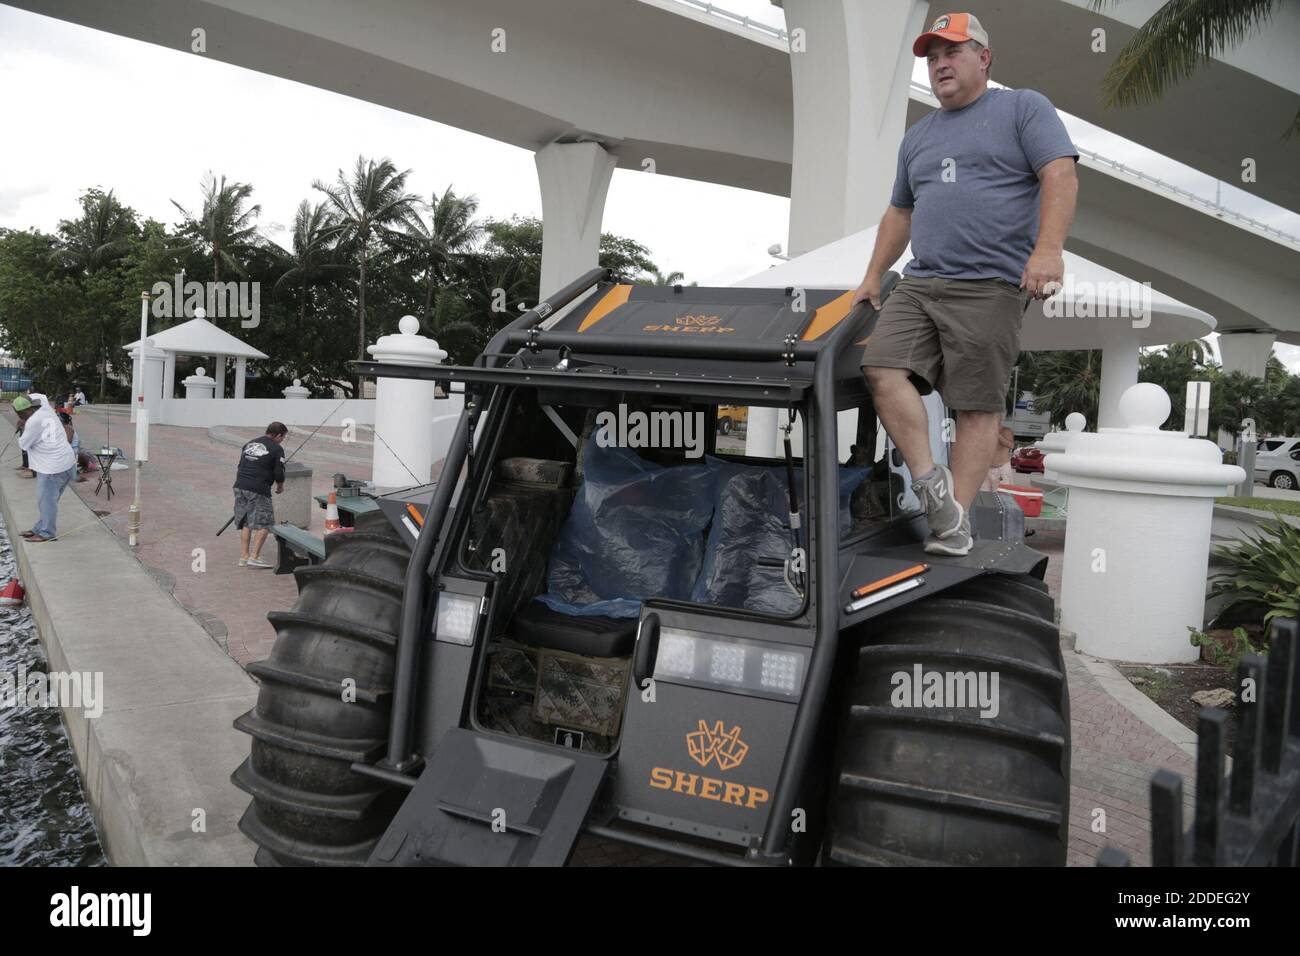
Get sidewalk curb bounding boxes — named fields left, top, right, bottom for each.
left=0, top=442, right=257, bottom=866
left=1062, top=628, right=1199, bottom=761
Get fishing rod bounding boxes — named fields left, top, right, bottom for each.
left=215, top=396, right=351, bottom=537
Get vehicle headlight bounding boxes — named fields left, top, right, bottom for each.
left=654, top=626, right=806, bottom=698
left=434, top=591, right=481, bottom=645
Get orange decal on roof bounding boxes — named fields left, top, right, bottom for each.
left=577, top=284, right=633, bottom=332
left=800, top=290, right=856, bottom=340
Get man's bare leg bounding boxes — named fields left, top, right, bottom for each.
left=950, top=410, right=1003, bottom=509
left=240, top=526, right=251, bottom=560
left=863, top=366, right=934, bottom=477
left=251, top=528, right=270, bottom=561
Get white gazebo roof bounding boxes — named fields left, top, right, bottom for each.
left=734, top=226, right=1216, bottom=350
left=122, top=317, right=268, bottom=360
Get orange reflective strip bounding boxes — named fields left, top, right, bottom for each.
left=800, top=290, right=856, bottom=340
left=405, top=503, right=425, bottom=527
left=577, top=284, right=633, bottom=332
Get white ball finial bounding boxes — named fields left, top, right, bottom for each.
left=196, top=366, right=205, bottom=377
left=399, top=315, right=420, bottom=335
left=293, top=378, right=302, bottom=388
left=194, top=307, right=207, bottom=320
left=1119, top=382, right=1170, bottom=430
left=1065, top=412, right=1086, bottom=432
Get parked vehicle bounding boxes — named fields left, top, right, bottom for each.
left=1256, top=447, right=1300, bottom=491
left=716, top=404, right=748, bottom=435
left=231, top=268, right=1069, bottom=867
left=1011, top=446, right=1046, bottom=474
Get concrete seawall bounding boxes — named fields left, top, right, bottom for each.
left=0, top=462, right=257, bottom=866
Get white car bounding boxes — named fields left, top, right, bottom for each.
left=1255, top=443, right=1300, bottom=491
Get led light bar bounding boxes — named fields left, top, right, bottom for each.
left=654, top=626, right=806, bottom=698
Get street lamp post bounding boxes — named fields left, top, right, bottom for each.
left=128, top=290, right=150, bottom=547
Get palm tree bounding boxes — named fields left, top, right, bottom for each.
left=1022, top=350, right=1103, bottom=428
left=1090, top=1, right=1299, bottom=138
left=273, top=200, right=348, bottom=327
left=56, top=189, right=141, bottom=401
left=171, top=172, right=263, bottom=280
left=57, top=188, right=137, bottom=274
left=1165, top=339, right=1211, bottom=366
left=645, top=268, right=685, bottom=286
left=396, top=186, right=482, bottom=327
left=314, top=156, right=421, bottom=379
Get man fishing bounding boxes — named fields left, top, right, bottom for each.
left=232, top=421, right=287, bottom=568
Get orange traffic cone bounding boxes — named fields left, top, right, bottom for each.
left=324, top=491, right=342, bottom=533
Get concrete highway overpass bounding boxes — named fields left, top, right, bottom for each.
left=8, top=0, right=1298, bottom=371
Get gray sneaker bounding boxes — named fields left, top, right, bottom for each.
left=924, top=515, right=972, bottom=556
left=911, top=464, right=965, bottom=539
left=246, top=557, right=273, bottom=569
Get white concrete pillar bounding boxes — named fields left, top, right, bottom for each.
left=535, top=141, right=616, bottom=314
left=782, top=0, right=930, bottom=256
left=182, top=366, right=216, bottom=399
left=162, top=351, right=177, bottom=400
left=1098, top=333, right=1140, bottom=429
left=282, top=378, right=310, bottom=399
left=234, top=357, right=247, bottom=400
left=128, top=343, right=166, bottom=424
left=1054, top=383, right=1245, bottom=663
left=367, top=316, right=448, bottom=490
left=214, top=354, right=227, bottom=398
left=1217, top=331, right=1275, bottom=378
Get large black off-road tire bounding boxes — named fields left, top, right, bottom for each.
left=231, top=511, right=410, bottom=866
left=824, top=573, right=1070, bottom=866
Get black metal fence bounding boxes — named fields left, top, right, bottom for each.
left=1098, top=617, right=1299, bottom=866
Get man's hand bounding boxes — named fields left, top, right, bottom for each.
left=275, top=482, right=284, bottom=495
left=1021, top=249, right=1064, bottom=300
left=851, top=274, right=883, bottom=311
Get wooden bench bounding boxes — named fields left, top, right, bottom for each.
left=269, top=522, right=326, bottom=574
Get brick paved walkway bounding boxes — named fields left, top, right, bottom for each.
left=5, top=406, right=1197, bottom=865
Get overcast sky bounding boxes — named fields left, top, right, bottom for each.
left=1, top=0, right=1295, bottom=368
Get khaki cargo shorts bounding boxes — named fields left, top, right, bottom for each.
left=859, top=276, right=1031, bottom=412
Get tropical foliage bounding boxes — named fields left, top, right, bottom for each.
left=0, top=157, right=680, bottom=401
left=1210, top=519, right=1300, bottom=627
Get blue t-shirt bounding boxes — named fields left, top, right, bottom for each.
left=891, top=88, right=1078, bottom=285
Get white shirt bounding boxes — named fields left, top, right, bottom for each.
left=18, top=403, right=76, bottom=474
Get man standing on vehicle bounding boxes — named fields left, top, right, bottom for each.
left=854, top=12, right=1078, bottom=555
left=233, top=421, right=287, bottom=568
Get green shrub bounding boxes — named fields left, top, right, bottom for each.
left=1209, top=519, right=1300, bottom=627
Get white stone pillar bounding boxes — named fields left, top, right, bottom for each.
left=1098, top=333, right=1140, bottom=429
left=782, top=0, right=930, bottom=256
left=214, top=354, right=227, bottom=398
left=1217, top=331, right=1275, bottom=378
left=162, top=351, right=177, bottom=400
left=367, top=316, right=448, bottom=490
left=535, top=141, right=615, bottom=316
left=234, top=356, right=247, bottom=400
left=282, top=378, right=310, bottom=399
left=1037, top=411, right=1086, bottom=481
left=182, top=367, right=216, bottom=399
left=1052, top=383, right=1245, bottom=663
left=128, top=343, right=166, bottom=424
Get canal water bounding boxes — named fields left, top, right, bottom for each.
left=0, top=513, right=105, bottom=866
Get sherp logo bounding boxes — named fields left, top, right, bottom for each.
left=151, top=273, right=260, bottom=328
left=687, top=720, right=748, bottom=771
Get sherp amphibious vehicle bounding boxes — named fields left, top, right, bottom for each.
left=231, top=267, right=1069, bottom=866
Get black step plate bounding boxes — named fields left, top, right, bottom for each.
left=367, top=729, right=608, bottom=866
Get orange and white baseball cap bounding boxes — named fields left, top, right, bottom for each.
left=912, top=12, right=989, bottom=56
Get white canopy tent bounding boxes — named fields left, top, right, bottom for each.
left=123, top=316, right=268, bottom=401
left=733, top=224, right=1217, bottom=428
